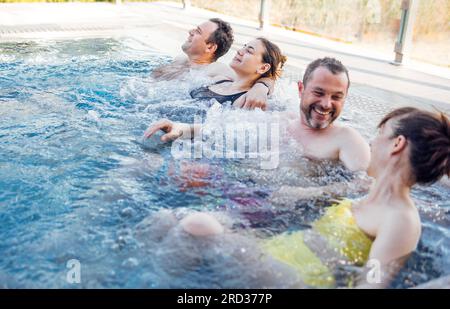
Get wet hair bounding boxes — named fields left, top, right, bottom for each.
left=378, top=107, right=450, bottom=185
left=207, top=18, right=234, bottom=61
left=257, top=37, right=287, bottom=79
left=303, top=57, right=350, bottom=89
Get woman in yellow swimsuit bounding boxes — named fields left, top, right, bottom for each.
left=147, top=107, right=450, bottom=288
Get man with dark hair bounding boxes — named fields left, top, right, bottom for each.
left=152, top=19, right=233, bottom=80
left=272, top=57, right=371, bottom=201
left=207, top=18, right=234, bottom=61
left=302, top=57, right=350, bottom=92
left=298, top=57, right=351, bottom=130
left=287, top=57, right=369, bottom=171
left=152, top=18, right=273, bottom=110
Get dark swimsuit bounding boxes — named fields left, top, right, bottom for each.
left=190, top=80, right=247, bottom=105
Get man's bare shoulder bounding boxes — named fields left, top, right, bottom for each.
left=334, top=123, right=371, bottom=172
left=206, top=62, right=236, bottom=79
left=207, top=61, right=228, bottom=70
left=334, top=124, right=364, bottom=141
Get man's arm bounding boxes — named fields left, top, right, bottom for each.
left=256, top=77, right=275, bottom=95
left=151, top=56, right=189, bottom=80
left=339, top=127, right=371, bottom=173
left=234, top=77, right=275, bottom=110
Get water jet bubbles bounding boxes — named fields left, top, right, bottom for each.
left=120, top=207, right=136, bottom=218
left=87, top=110, right=101, bottom=122
left=122, top=258, right=139, bottom=269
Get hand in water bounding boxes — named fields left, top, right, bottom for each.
left=143, top=119, right=186, bottom=143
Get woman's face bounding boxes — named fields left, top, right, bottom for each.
left=368, top=118, right=397, bottom=178
left=230, top=39, right=270, bottom=77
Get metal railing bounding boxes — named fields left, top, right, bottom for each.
left=393, top=0, right=419, bottom=65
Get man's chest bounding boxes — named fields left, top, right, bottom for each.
left=293, top=132, right=341, bottom=160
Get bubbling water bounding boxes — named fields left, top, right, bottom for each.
left=0, top=38, right=448, bottom=288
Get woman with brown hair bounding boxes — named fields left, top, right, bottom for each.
left=189, top=37, right=286, bottom=108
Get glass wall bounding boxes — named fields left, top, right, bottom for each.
left=270, top=0, right=403, bottom=51
left=191, top=0, right=260, bottom=22
left=4, top=0, right=446, bottom=66
left=411, top=0, right=450, bottom=67
left=191, top=0, right=449, bottom=67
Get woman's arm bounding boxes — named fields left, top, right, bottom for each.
left=356, top=213, right=420, bottom=288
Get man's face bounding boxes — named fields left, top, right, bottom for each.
left=300, top=67, right=348, bottom=130
left=181, top=21, right=218, bottom=59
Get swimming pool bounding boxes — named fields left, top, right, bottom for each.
left=0, top=38, right=448, bottom=288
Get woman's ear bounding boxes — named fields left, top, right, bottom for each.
left=391, top=135, right=407, bottom=155
left=257, top=63, right=271, bottom=75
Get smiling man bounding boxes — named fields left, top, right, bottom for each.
left=286, top=57, right=370, bottom=172
left=152, top=18, right=234, bottom=80
left=270, top=57, right=371, bottom=202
